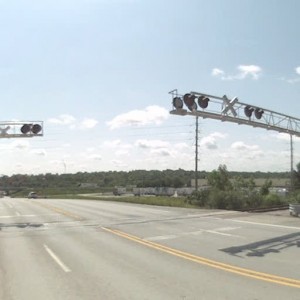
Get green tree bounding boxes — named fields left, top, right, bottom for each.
left=208, top=165, right=232, bottom=191
left=260, top=179, right=272, bottom=196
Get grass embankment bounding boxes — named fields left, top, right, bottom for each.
left=47, top=194, right=197, bottom=208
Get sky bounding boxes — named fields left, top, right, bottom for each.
left=0, top=0, right=300, bottom=175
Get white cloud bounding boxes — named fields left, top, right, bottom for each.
left=48, top=115, right=98, bottom=130
left=245, top=150, right=265, bottom=159
left=31, top=149, right=47, bottom=156
left=212, top=67, right=228, bottom=80
left=237, top=65, right=262, bottom=79
left=115, top=149, right=130, bottom=156
left=112, top=159, right=128, bottom=168
left=101, top=140, right=133, bottom=159
left=231, top=141, right=260, bottom=151
left=15, top=163, right=24, bottom=169
left=80, top=118, right=98, bottom=129
left=48, top=114, right=76, bottom=125
left=12, top=140, right=30, bottom=150
left=50, top=160, right=61, bottom=165
left=212, top=65, right=262, bottom=80
left=271, top=132, right=300, bottom=142
left=150, top=148, right=172, bottom=157
left=211, top=68, right=224, bottom=76
left=0, top=143, right=12, bottom=151
left=86, top=147, right=96, bottom=153
left=200, top=136, right=218, bottom=149
left=281, top=66, right=300, bottom=83
left=107, top=105, right=169, bottom=129
left=287, top=78, right=300, bottom=84
left=200, top=132, right=227, bottom=150
left=174, top=142, right=190, bottom=150
left=135, top=139, right=170, bottom=149
left=102, top=139, right=123, bottom=148
left=89, top=154, right=102, bottom=161
left=210, top=132, right=228, bottom=139
left=101, top=139, right=132, bottom=149
left=133, top=140, right=191, bottom=161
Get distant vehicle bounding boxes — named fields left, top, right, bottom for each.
left=113, top=187, right=126, bottom=196
left=28, top=192, right=38, bottom=199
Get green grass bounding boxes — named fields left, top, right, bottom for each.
left=46, top=194, right=197, bottom=208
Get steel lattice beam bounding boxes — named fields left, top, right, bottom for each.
left=169, top=90, right=300, bottom=137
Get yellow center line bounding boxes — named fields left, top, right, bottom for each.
left=32, top=201, right=84, bottom=221
left=102, top=227, right=300, bottom=289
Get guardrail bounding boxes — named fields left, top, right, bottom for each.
left=242, top=205, right=289, bottom=213
left=289, top=203, right=300, bottom=217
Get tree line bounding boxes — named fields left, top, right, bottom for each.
left=0, top=168, right=292, bottom=192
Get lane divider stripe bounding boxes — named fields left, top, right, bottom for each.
left=44, top=244, right=71, bottom=273
left=32, top=201, right=84, bottom=221
left=102, top=227, right=300, bottom=289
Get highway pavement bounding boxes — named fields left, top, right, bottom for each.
left=0, top=197, right=299, bottom=300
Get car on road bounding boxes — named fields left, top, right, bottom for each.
left=28, top=192, right=38, bottom=199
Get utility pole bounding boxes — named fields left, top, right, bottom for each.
left=290, top=134, right=294, bottom=191
left=195, top=116, right=199, bottom=192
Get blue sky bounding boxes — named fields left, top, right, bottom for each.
left=0, top=0, right=300, bottom=175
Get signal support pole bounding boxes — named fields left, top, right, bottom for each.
left=195, top=116, right=199, bottom=192
left=290, top=134, right=294, bottom=191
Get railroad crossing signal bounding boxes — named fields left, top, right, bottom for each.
left=169, top=89, right=300, bottom=192
left=0, top=121, right=43, bottom=138
left=169, top=90, right=300, bottom=137
left=221, top=95, right=238, bottom=117
left=20, top=123, right=42, bottom=135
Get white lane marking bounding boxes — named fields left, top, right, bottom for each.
left=15, top=211, right=21, bottom=216
left=136, top=208, right=171, bottom=214
left=146, top=235, right=177, bottom=241
left=186, top=211, right=237, bottom=218
left=145, top=228, right=242, bottom=241
left=7, top=203, right=14, bottom=209
left=213, top=226, right=241, bottom=232
left=229, top=219, right=300, bottom=230
left=206, top=230, right=233, bottom=237
left=206, top=227, right=242, bottom=237
left=0, top=213, right=57, bottom=219
left=44, top=244, right=71, bottom=273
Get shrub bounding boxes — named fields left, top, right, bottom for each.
left=287, top=191, right=300, bottom=204
left=224, top=191, right=246, bottom=210
left=245, top=192, right=263, bottom=209
left=262, top=194, right=284, bottom=207
left=186, top=189, right=210, bottom=207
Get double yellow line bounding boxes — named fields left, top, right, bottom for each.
left=103, top=227, right=300, bottom=289
left=32, top=201, right=84, bottom=221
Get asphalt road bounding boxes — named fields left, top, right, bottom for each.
left=0, top=197, right=299, bottom=300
